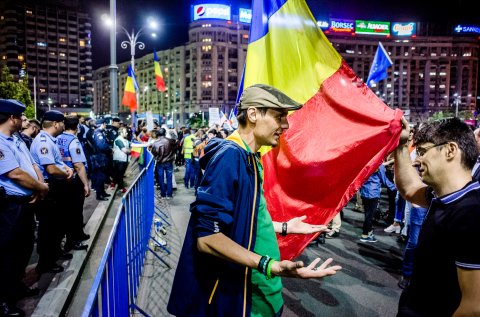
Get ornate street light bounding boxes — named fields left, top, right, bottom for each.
left=102, top=9, right=157, bottom=115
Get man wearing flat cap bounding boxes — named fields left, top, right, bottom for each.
left=0, top=99, right=49, bottom=317
left=168, top=84, right=341, bottom=317
left=30, top=110, right=74, bottom=275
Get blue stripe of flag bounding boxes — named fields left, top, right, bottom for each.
left=249, top=0, right=288, bottom=43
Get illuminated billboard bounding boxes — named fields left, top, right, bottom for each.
left=391, top=22, right=416, bottom=36
left=329, top=19, right=355, bottom=34
left=193, top=4, right=231, bottom=21
left=454, top=25, right=480, bottom=34
left=239, top=8, right=252, bottom=24
left=317, top=20, right=329, bottom=30
left=355, top=20, right=390, bottom=36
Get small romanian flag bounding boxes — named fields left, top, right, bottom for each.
left=154, top=50, right=166, bottom=92
left=244, top=0, right=404, bottom=260
left=122, top=65, right=139, bottom=112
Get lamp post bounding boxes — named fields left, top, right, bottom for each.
left=103, top=10, right=157, bottom=115
left=108, top=0, right=118, bottom=116
left=453, top=93, right=461, bottom=118
left=143, top=85, right=149, bottom=112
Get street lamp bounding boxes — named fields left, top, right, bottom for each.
left=102, top=9, right=157, bottom=115
left=453, top=93, right=461, bottom=118
left=143, top=85, right=149, bottom=111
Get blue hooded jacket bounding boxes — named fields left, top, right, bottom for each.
left=167, top=134, right=262, bottom=317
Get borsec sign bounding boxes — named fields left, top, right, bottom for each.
left=193, top=4, right=231, bottom=21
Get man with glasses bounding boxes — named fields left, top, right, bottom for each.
left=394, top=117, right=480, bottom=316
left=0, top=99, right=49, bottom=317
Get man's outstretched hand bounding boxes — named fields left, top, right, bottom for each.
left=287, top=215, right=329, bottom=234
left=271, top=257, right=342, bottom=279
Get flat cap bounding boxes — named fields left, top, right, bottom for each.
left=238, top=84, right=302, bottom=111
left=43, top=110, right=65, bottom=122
left=0, top=99, right=26, bottom=115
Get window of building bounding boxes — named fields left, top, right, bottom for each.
left=59, top=38, right=66, bottom=42
left=18, top=55, right=24, bottom=61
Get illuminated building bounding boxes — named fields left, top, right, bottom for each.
left=0, top=0, right=94, bottom=113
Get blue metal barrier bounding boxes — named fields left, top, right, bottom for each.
left=82, top=151, right=157, bottom=317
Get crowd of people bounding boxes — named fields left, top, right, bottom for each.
left=2, top=84, right=480, bottom=316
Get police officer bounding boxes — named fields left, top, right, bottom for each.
left=92, top=118, right=111, bottom=200
left=57, top=115, right=90, bottom=252
left=30, top=110, right=74, bottom=275
left=105, top=117, right=120, bottom=187
left=0, top=99, right=48, bottom=317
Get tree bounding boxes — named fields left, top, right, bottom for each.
left=0, top=64, right=35, bottom=118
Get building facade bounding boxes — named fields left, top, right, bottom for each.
left=0, top=0, right=93, bottom=113
left=93, top=14, right=479, bottom=124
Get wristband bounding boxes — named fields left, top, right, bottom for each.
left=257, top=255, right=270, bottom=275
left=281, top=222, right=288, bottom=236
left=266, top=259, right=275, bottom=279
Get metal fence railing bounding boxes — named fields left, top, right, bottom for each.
left=82, top=150, right=160, bottom=317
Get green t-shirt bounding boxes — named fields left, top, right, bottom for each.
left=243, top=142, right=283, bottom=316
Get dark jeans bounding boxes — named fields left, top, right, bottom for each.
left=402, top=206, right=428, bottom=277
left=394, top=193, right=407, bottom=223
left=193, top=158, right=202, bottom=192
left=112, top=160, right=129, bottom=189
left=157, top=162, right=173, bottom=197
left=184, top=158, right=195, bottom=188
left=362, top=197, right=379, bottom=235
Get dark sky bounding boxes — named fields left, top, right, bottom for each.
left=87, top=0, right=479, bottom=69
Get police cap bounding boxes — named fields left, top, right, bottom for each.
left=0, top=99, right=26, bottom=115
left=42, top=110, right=65, bottom=122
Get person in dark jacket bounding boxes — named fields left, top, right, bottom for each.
left=151, top=128, right=176, bottom=198
left=359, top=164, right=397, bottom=243
left=167, top=84, right=341, bottom=317
left=91, top=119, right=111, bottom=200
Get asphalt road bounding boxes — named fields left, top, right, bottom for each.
left=136, top=166, right=405, bottom=317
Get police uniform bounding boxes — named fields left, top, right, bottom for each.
left=57, top=132, right=89, bottom=250
left=0, top=99, right=41, bottom=315
left=30, top=112, right=68, bottom=274
left=91, top=121, right=111, bottom=200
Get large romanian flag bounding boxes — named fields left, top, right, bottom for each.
left=154, top=50, right=166, bottom=92
left=244, top=0, right=404, bottom=260
left=122, top=65, right=139, bottom=112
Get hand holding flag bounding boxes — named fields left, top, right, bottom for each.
left=366, top=42, right=393, bottom=87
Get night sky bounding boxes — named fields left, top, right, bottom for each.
left=87, top=0, right=479, bottom=69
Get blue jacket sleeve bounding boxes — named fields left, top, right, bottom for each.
left=191, top=146, right=240, bottom=238
left=379, top=165, right=396, bottom=192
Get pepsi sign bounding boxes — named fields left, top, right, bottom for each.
left=193, top=4, right=231, bottom=21
left=391, top=22, right=416, bottom=36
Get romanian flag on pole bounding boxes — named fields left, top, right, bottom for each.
left=154, top=50, right=166, bottom=92
left=244, top=0, right=404, bottom=260
left=122, top=65, right=139, bottom=112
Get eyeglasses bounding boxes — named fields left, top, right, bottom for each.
left=416, top=142, right=448, bottom=157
